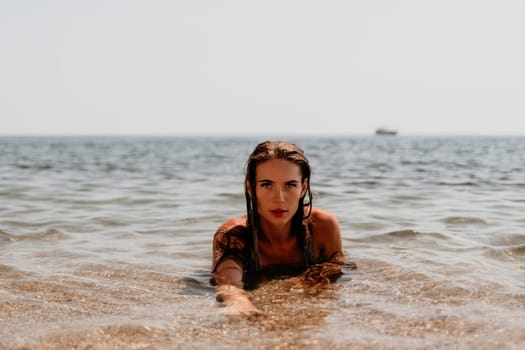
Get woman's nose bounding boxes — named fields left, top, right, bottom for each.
left=273, top=186, right=285, bottom=200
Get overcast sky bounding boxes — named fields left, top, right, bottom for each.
left=1, top=0, right=524, bottom=136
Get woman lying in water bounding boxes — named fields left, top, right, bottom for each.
left=211, top=140, right=356, bottom=316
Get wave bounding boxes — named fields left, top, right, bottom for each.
left=435, top=181, right=479, bottom=187
left=0, top=230, right=16, bottom=242
left=442, top=216, right=488, bottom=225
left=483, top=244, right=525, bottom=261
left=350, top=229, right=449, bottom=242
left=180, top=269, right=215, bottom=296
left=0, top=228, right=68, bottom=242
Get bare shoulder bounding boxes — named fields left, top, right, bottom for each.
left=215, top=215, right=247, bottom=235
left=215, top=215, right=246, bottom=238
left=309, top=207, right=343, bottom=261
left=310, top=207, right=340, bottom=230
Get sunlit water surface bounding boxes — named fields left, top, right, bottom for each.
left=1, top=136, right=524, bottom=349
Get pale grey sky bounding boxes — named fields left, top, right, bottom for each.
left=1, top=0, right=524, bottom=136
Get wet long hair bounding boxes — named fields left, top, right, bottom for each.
left=244, top=140, right=317, bottom=274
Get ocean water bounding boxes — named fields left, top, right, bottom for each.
left=0, top=135, right=524, bottom=349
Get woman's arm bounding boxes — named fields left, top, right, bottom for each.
left=288, top=208, right=356, bottom=294
left=310, top=208, right=344, bottom=263
left=213, top=260, right=261, bottom=316
left=213, top=258, right=243, bottom=287
left=212, top=220, right=261, bottom=316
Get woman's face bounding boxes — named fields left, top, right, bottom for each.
left=252, top=158, right=307, bottom=226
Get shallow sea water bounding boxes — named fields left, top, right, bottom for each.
left=1, top=135, right=524, bottom=349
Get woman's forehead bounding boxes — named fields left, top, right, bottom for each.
left=255, top=159, right=302, bottom=180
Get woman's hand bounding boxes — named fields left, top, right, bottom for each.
left=288, top=261, right=356, bottom=295
left=215, top=284, right=262, bottom=317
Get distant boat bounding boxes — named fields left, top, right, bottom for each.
left=375, top=127, right=397, bottom=135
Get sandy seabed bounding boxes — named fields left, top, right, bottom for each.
left=1, top=259, right=524, bottom=350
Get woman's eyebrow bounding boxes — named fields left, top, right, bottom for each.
left=257, top=179, right=299, bottom=184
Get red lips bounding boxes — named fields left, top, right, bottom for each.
left=270, top=208, right=286, bottom=218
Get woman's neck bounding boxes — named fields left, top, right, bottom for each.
left=258, top=220, right=293, bottom=245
